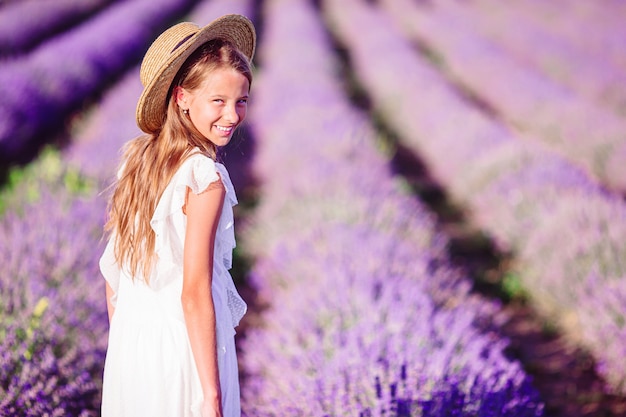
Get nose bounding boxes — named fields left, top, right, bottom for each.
left=223, top=103, right=240, bottom=125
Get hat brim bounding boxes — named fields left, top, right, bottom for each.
left=136, top=14, right=256, bottom=134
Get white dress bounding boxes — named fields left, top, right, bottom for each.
left=99, top=154, right=247, bottom=417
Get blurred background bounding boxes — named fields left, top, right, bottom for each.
left=1, top=0, right=625, bottom=416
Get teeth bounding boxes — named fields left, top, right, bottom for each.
left=216, top=125, right=232, bottom=132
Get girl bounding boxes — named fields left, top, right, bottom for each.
left=98, top=15, right=256, bottom=417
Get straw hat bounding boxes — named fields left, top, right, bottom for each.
left=136, top=14, right=256, bottom=133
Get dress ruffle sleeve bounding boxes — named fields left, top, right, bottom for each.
left=214, top=164, right=238, bottom=270
left=99, top=232, right=120, bottom=307
left=214, top=164, right=247, bottom=328
left=149, top=155, right=220, bottom=285
left=152, top=154, right=220, bottom=222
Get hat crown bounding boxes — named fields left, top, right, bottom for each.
left=140, top=22, right=200, bottom=87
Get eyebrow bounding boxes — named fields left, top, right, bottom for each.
left=209, top=94, right=249, bottom=99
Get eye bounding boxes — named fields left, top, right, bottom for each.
left=213, top=98, right=224, bottom=104
left=238, top=98, right=248, bottom=105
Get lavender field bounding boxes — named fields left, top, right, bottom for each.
left=1, top=0, right=625, bottom=415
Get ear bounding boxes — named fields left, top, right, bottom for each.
left=173, top=86, right=188, bottom=109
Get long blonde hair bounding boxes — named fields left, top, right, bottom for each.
left=104, top=39, right=252, bottom=280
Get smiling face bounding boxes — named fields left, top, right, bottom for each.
left=175, top=67, right=250, bottom=147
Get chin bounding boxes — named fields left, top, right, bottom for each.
left=207, top=136, right=231, bottom=148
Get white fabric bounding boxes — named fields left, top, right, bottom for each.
left=99, top=153, right=246, bottom=417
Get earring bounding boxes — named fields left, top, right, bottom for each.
left=182, top=109, right=189, bottom=115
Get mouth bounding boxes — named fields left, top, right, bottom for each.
left=215, top=125, right=234, bottom=135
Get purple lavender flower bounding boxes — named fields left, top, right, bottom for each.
left=0, top=186, right=108, bottom=414
left=0, top=0, right=197, bottom=164
left=0, top=0, right=117, bottom=57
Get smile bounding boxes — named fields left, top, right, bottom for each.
left=215, top=125, right=233, bottom=133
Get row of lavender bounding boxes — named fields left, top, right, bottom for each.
left=0, top=0, right=199, bottom=164
left=237, top=0, right=543, bottom=415
left=322, top=0, right=626, bottom=395
left=0, top=0, right=255, bottom=414
left=0, top=0, right=117, bottom=57
left=378, top=0, right=626, bottom=193
left=432, top=0, right=626, bottom=115
left=469, top=0, right=626, bottom=81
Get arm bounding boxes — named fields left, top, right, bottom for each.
left=182, top=181, right=225, bottom=416
left=105, top=280, right=116, bottom=323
